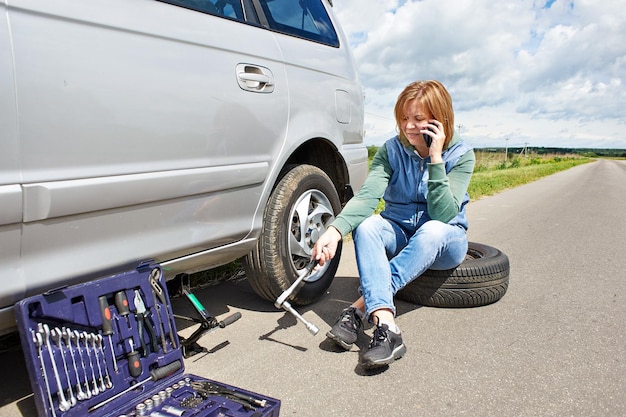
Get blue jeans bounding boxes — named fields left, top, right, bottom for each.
left=352, top=214, right=468, bottom=318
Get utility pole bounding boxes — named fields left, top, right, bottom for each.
left=505, top=138, right=509, bottom=164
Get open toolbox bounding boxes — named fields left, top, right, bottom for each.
left=15, top=261, right=280, bottom=417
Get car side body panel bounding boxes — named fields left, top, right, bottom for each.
left=0, top=0, right=366, bottom=334
left=0, top=2, right=24, bottom=310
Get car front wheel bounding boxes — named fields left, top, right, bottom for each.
left=244, top=164, right=342, bottom=305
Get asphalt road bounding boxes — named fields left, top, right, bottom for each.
left=1, top=158, right=625, bottom=416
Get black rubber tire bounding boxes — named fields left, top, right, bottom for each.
left=396, top=242, right=510, bottom=308
left=244, top=165, right=342, bottom=305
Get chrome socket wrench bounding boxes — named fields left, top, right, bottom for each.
left=274, top=260, right=319, bottom=335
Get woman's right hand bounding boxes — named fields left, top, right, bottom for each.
left=311, top=226, right=343, bottom=267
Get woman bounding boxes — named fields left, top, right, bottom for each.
left=312, top=80, right=475, bottom=368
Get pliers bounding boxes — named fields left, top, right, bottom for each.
left=133, top=290, right=158, bottom=356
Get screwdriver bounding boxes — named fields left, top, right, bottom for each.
left=98, top=295, right=120, bottom=374
left=88, top=360, right=182, bottom=412
left=127, top=339, right=142, bottom=378
left=115, top=290, right=131, bottom=328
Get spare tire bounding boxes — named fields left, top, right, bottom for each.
left=396, top=242, right=509, bottom=308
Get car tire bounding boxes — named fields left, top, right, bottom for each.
left=395, top=242, right=510, bottom=308
left=244, top=164, right=342, bottom=305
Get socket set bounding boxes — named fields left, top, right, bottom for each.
left=15, top=262, right=280, bottom=417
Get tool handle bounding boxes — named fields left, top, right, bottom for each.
left=88, top=360, right=182, bottom=412
left=219, top=312, right=242, bottom=328
left=115, top=291, right=130, bottom=317
left=144, top=314, right=159, bottom=353
left=283, top=301, right=319, bottom=335
left=98, top=296, right=113, bottom=336
left=150, top=359, right=182, bottom=381
left=128, top=349, right=142, bottom=377
left=137, top=315, right=147, bottom=356
left=185, top=290, right=211, bottom=321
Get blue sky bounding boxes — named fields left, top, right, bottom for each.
left=332, top=0, right=626, bottom=149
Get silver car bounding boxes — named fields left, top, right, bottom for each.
left=0, top=0, right=367, bottom=334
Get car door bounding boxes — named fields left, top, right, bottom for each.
left=0, top=2, right=24, bottom=316
left=4, top=0, right=287, bottom=321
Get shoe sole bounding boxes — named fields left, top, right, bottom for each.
left=325, top=331, right=354, bottom=351
left=361, top=343, right=407, bottom=368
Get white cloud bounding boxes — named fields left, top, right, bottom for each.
left=332, top=0, right=626, bottom=148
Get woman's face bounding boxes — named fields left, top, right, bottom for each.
left=400, top=99, right=432, bottom=149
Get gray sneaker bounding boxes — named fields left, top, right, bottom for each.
left=360, top=323, right=406, bottom=368
left=326, top=307, right=362, bottom=350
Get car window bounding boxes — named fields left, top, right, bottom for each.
left=159, top=0, right=246, bottom=21
left=257, top=0, right=339, bottom=47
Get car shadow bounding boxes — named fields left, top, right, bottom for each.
left=171, top=271, right=422, bottom=376
left=0, top=333, right=38, bottom=415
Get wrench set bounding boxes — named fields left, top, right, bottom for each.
left=16, top=262, right=280, bottom=417
left=31, top=324, right=114, bottom=413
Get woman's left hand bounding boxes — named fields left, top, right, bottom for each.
left=423, top=119, right=445, bottom=163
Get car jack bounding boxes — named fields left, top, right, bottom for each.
left=173, top=277, right=241, bottom=358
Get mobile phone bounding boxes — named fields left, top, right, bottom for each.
left=423, top=126, right=435, bottom=147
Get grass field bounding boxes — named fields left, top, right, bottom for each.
left=470, top=150, right=591, bottom=199
left=369, top=148, right=592, bottom=210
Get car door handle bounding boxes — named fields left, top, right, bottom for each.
left=239, top=72, right=270, bottom=84
left=236, top=64, right=274, bottom=93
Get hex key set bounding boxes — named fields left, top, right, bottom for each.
left=15, top=262, right=280, bottom=417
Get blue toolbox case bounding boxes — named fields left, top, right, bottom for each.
left=15, top=262, right=280, bottom=417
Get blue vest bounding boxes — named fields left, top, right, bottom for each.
left=380, top=136, right=472, bottom=234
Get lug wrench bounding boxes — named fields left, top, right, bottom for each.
left=72, top=330, right=92, bottom=400
left=80, top=332, right=100, bottom=397
left=40, top=324, right=71, bottom=412
left=51, top=328, right=77, bottom=407
left=274, top=260, right=319, bottom=335
left=32, top=330, right=57, bottom=417
left=61, top=328, right=87, bottom=401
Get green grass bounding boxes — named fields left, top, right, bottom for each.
left=371, top=149, right=593, bottom=210
left=469, top=153, right=592, bottom=199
